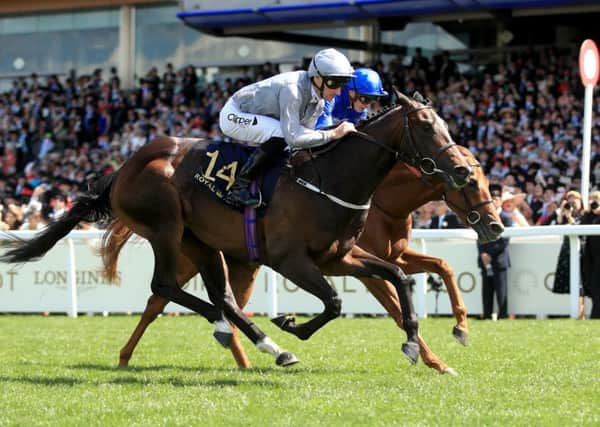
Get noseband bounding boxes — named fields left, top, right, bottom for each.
left=441, top=165, right=494, bottom=225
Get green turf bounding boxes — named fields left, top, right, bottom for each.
left=0, top=315, right=598, bottom=426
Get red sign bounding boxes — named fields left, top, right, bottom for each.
left=579, top=39, right=599, bottom=87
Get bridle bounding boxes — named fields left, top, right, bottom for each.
left=397, top=105, right=460, bottom=182
left=440, top=164, right=495, bottom=225
left=361, top=105, right=460, bottom=183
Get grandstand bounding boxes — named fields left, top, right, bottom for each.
left=0, top=0, right=598, bottom=229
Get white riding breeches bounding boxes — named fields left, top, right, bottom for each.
left=219, top=99, right=284, bottom=147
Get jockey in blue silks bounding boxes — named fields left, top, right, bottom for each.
left=316, top=68, right=388, bottom=129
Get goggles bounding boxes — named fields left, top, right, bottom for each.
left=322, top=76, right=351, bottom=90
left=357, top=95, right=379, bottom=104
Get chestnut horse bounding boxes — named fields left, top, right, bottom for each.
left=110, top=145, right=501, bottom=374
left=0, top=91, right=472, bottom=366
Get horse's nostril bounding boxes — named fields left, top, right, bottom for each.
left=490, top=222, right=504, bottom=235
left=454, top=165, right=471, bottom=180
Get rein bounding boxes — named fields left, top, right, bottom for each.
left=295, top=177, right=372, bottom=210
left=291, top=131, right=384, bottom=210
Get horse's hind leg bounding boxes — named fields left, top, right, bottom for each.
left=118, top=243, right=258, bottom=368
left=121, top=263, right=220, bottom=368
left=359, top=277, right=457, bottom=375
left=148, top=229, right=223, bottom=324
left=185, top=237, right=298, bottom=367
left=119, top=245, right=215, bottom=368
left=321, top=245, right=420, bottom=364
left=119, top=294, right=169, bottom=368
left=118, top=245, right=202, bottom=368
left=401, top=247, right=468, bottom=346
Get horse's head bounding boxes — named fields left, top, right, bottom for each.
left=441, top=146, right=504, bottom=242
left=393, top=89, right=472, bottom=189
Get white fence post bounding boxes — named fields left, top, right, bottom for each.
left=415, top=237, right=428, bottom=319
left=267, top=267, right=278, bottom=318
left=581, top=84, right=593, bottom=208
left=66, top=237, right=78, bottom=318
left=568, top=235, right=581, bottom=319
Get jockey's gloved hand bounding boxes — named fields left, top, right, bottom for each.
left=327, top=121, right=356, bottom=141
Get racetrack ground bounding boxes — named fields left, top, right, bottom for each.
left=0, top=315, right=598, bottom=426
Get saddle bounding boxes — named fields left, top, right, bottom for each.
left=193, top=140, right=288, bottom=215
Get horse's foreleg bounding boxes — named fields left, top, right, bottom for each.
left=321, top=245, right=419, bottom=364
left=359, top=277, right=456, bottom=375
left=226, top=258, right=300, bottom=368
left=119, top=294, right=168, bottom=368
left=269, top=252, right=342, bottom=341
left=401, top=248, right=468, bottom=346
left=195, top=249, right=264, bottom=346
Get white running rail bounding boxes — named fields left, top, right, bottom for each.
left=1, top=225, right=600, bottom=318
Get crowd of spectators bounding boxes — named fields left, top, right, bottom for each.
left=0, top=47, right=598, bottom=231
left=380, top=47, right=600, bottom=228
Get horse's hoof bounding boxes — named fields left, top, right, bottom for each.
left=442, top=367, right=459, bottom=376
left=401, top=342, right=419, bottom=364
left=213, top=331, right=233, bottom=348
left=276, top=351, right=300, bottom=367
left=452, top=326, right=468, bottom=346
left=271, top=314, right=294, bottom=330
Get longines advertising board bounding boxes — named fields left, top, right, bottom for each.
left=0, top=235, right=578, bottom=317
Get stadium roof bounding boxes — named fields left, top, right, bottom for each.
left=177, top=0, right=599, bottom=35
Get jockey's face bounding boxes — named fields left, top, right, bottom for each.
left=313, top=76, right=343, bottom=101
left=349, top=90, right=369, bottom=113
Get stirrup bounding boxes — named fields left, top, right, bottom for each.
left=225, top=180, right=260, bottom=207
left=244, top=188, right=263, bottom=208
left=235, top=189, right=262, bottom=208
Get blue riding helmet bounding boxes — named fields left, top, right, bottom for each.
left=349, top=68, right=388, bottom=97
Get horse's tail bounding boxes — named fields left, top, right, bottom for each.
left=100, top=219, right=134, bottom=282
left=0, top=173, right=117, bottom=263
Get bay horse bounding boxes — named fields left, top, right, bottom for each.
left=0, top=90, right=472, bottom=366
left=111, top=145, right=502, bottom=374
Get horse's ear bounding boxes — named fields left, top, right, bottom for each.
left=412, top=91, right=425, bottom=103
left=393, top=86, right=411, bottom=108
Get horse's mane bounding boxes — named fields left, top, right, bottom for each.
left=290, top=114, right=396, bottom=166
left=357, top=91, right=430, bottom=130
left=357, top=103, right=402, bottom=129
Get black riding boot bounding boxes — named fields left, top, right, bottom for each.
left=225, top=137, right=287, bottom=207
left=225, top=148, right=270, bottom=207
